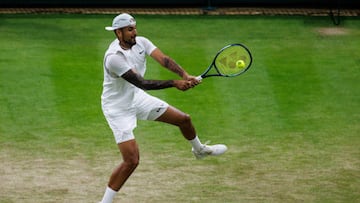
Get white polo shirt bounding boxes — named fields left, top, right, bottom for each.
left=101, top=36, right=157, bottom=111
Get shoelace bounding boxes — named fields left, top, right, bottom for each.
left=199, top=140, right=212, bottom=153
left=203, top=140, right=211, bottom=146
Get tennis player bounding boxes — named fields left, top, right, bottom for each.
left=99, top=13, right=227, bottom=203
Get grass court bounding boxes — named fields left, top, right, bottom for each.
left=0, top=14, right=359, bottom=202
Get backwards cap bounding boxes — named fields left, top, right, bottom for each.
left=105, top=13, right=136, bottom=31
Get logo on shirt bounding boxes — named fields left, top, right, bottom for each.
left=139, top=50, right=145, bottom=55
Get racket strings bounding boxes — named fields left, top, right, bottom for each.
left=215, top=45, right=251, bottom=76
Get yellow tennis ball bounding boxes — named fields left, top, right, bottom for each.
left=236, top=60, right=246, bottom=68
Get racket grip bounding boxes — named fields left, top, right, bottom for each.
left=195, top=75, right=203, bottom=81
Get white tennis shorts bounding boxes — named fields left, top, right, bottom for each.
left=102, top=92, right=169, bottom=143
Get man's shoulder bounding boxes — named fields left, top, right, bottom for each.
left=106, top=39, right=121, bottom=53
left=135, top=36, right=156, bottom=54
left=135, top=36, right=150, bottom=43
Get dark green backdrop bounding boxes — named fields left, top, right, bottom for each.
left=0, top=0, right=358, bottom=8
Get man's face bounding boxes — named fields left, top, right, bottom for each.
left=118, top=25, right=137, bottom=48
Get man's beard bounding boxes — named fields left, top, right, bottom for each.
left=124, top=38, right=136, bottom=47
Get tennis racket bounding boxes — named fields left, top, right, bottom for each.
left=196, top=43, right=253, bottom=81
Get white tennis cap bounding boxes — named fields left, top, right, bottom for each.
left=105, top=13, right=136, bottom=31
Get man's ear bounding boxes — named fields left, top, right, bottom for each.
left=115, top=29, right=122, bottom=39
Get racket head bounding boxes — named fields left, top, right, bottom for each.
left=213, top=43, right=252, bottom=77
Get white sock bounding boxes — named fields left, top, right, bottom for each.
left=189, top=136, right=203, bottom=151
left=100, top=186, right=117, bottom=203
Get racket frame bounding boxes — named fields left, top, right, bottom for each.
left=196, top=43, right=252, bottom=81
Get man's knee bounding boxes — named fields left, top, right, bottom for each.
left=123, top=155, right=139, bottom=170
left=179, top=113, right=192, bottom=126
left=118, top=140, right=140, bottom=170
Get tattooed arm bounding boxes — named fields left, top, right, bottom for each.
left=150, top=48, right=193, bottom=80
left=121, top=69, right=194, bottom=91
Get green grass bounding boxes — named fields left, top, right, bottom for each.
left=0, top=14, right=359, bottom=202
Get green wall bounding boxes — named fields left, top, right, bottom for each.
left=0, top=0, right=357, bottom=8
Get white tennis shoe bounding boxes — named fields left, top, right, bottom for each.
left=192, top=142, right=228, bottom=159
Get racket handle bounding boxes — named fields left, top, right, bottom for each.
left=195, top=75, right=203, bottom=81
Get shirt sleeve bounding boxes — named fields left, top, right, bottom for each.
left=105, top=53, right=131, bottom=77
